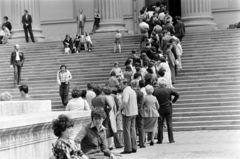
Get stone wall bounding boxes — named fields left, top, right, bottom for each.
left=0, top=111, right=91, bottom=159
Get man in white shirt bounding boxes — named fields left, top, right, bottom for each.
left=76, top=9, right=86, bottom=35
left=10, top=44, right=25, bottom=86
left=57, top=65, right=72, bottom=106
left=139, top=19, right=149, bottom=49
left=85, top=83, right=96, bottom=110
left=119, top=79, right=138, bottom=154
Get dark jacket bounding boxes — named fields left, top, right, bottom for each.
left=22, top=14, right=32, bottom=28
left=133, top=88, right=144, bottom=116
left=175, top=20, right=185, bottom=37
left=153, top=87, right=179, bottom=112
left=2, top=21, right=12, bottom=31
left=10, top=51, right=25, bottom=67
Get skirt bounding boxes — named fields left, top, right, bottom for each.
left=143, top=117, right=158, bottom=132
left=115, top=38, right=121, bottom=44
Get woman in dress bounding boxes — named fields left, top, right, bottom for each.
left=166, top=43, right=176, bottom=84
left=84, top=32, right=93, bottom=52
left=142, top=85, right=160, bottom=146
left=74, top=108, right=118, bottom=159
left=65, top=87, right=90, bottom=111
left=110, top=62, right=124, bottom=80
left=91, top=9, right=101, bottom=34
left=51, top=114, right=89, bottom=159
left=122, top=66, right=133, bottom=82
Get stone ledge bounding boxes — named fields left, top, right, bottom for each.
left=0, top=100, right=51, bottom=117
left=0, top=111, right=91, bottom=159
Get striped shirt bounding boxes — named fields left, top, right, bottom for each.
left=57, top=70, right=72, bottom=85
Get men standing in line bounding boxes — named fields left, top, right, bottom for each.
left=153, top=78, right=179, bottom=144
left=131, top=80, right=145, bottom=148
left=57, top=65, right=72, bottom=106
left=76, top=9, right=86, bottom=35
left=10, top=44, right=25, bottom=86
left=22, top=10, right=35, bottom=43
left=2, top=16, right=12, bottom=31
left=119, top=79, right=138, bottom=154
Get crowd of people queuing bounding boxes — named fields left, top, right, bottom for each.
left=52, top=1, right=183, bottom=159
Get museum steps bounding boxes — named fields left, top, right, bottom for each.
left=0, top=29, right=240, bottom=131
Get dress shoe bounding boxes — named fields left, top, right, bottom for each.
left=132, top=149, right=137, bottom=153
left=140, top=145, right=146, bottom=148
left=156, top=141, right=162, bottom=144
left=115, top=145, right=124, bottom=149
left=109, top=147, right=113, bottom=150
left=150, top=141, right=154, bottom=146
left=120, top=151, right=131, bottom=154
left=170, top=141, right=175, bottom=143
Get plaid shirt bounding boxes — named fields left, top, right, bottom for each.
left=57, top=70, right=72, bottom=85
left=53, top=138, right=83, bottom=159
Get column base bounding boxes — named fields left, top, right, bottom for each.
left=182, top=16, right=219, bottom=32
left=10, top=27, right=45, bottom=43
left=93, top=21, right=128, bottom=37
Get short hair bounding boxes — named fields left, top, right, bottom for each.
left=103, top=86, right=112, bottom=95
left=125, top=65, right=132, bottom=71
left=19, top=85, right=29, bottom=94
left=0, top=92, right=13, bottom=101
left=81, top=90, right=87, bottom=98
left=110, top=71, right=116, bottom=76
left=145, top=85, right=154, bottom=94
left=114, top=62, right=119, bottom=67
left=133, top=72, right=141, bottom=79
left=147, top=68, right=153, bottom=74
left=131, top=80, right=138, bottom=88
left=116, top=29, right=120, bottom=33
left=122, top=78, right=130, bottom=86
left=93, top=85, right=103, bottom=96
left=164, top=10, right=169, bottom=14
left=169, top=38, right=175, bottom=44
left=175, top=16, right=181, bottom=20
left=142, top=60, right=149, bottom=67
left=139, top=80, right=145, bottom=88
left=71, top=87, right=82, bottom=98
left=158, top=78, right=167, bottom=85
left=132, top=50, right=136, bottom=54
left=24, top=10, right=28, bottom=13
left=162, top=29, right=168, bottom=35
left=156, top=2, right=161, bottom=7
left=87, top=83, right=94, bottom=89
left=142, top=18, right=146, bottom=22
left=159, top=56, right=166, bottom=62
left=3, top=16, right=8, bottom=20
left=140, top=10, right=144, bottom=14
left=60, top=65, right=67, bottom=69
left=158, top=69, right=165, bottom=77
left=52, top=114, right=74, bottom=137
left=91, top=107, right=106, bottom=120
left=117, top=87, right=123, bottom=93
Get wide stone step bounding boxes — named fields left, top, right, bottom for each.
left=175, top=101, right=240, bottom=108
left=173, top=120, right=240, bottom=127
left=177, top=97, right=240, bottom=104
left=173, top=125, right=240, bottom=131
left=174, top=105, right=240, bottom=112
left=173, top=110, right=240, bottom=117
left=173, top=114, right=240, bottom=122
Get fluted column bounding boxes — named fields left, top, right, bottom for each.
left=11, top=0, right=44, bottom=42
left=94, top=0, right=128, bottom=35
left=181, top=0, right=218, bottom=32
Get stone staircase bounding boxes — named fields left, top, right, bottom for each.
left=0, top=29, right=240, bottom=131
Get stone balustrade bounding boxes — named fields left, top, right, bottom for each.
left=0, top=100, right=51, bottom=117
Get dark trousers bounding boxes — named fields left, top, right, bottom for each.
left=24, top=25, right=35, bottom=42
left=122, top=115, right=137, bottom=152
left=113, top=132, right=123, bottom=148
left=136, top=114, right=145, bottom=147
left=13, top=63, right=22, bottom=85
left=59, top=83, right=70, bottom=106
left=176, top=35, right=184, bottom=42
left=158, top=109, right=174, bottom=143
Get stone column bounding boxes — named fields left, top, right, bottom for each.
left=94, top=0, right=128, bottom=36
left=11, top=0, right=44, bottom=42
left=181, top=0, right=218, bottom=32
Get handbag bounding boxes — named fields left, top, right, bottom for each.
left=64, top=47, right=70, bottom=54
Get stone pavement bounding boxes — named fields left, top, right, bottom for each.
left=112, top=130, right=240, bottom=159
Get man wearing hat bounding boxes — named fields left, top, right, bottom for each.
left=10, top=44, right=25, bottom=86
left=153, top=78, right=179, bottom=144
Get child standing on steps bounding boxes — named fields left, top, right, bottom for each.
left=114, top=29, right=122, bottom=53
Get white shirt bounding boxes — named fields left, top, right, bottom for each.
left=158, top=12, right=165, bottom=20
left=139, top=22, right=149, bottom=34
left=16, top=51, right=20, bottom=61
left=79, top=14, right=83, bottom=21
left=140, top=87, right=147, bottom=96
left=86, top=90, right=96, bottom=110
left=66, top=97, right=89, bottom=111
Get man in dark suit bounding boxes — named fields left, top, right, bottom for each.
left=2, top=16, right=12, bottom=31
left=76, top=9, right=86, bottom=35
left=10, top=44, right=25, bottom=86
left=22, top=10, right=35, bottom=43
left=153, top=78, right=179, bottom=144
